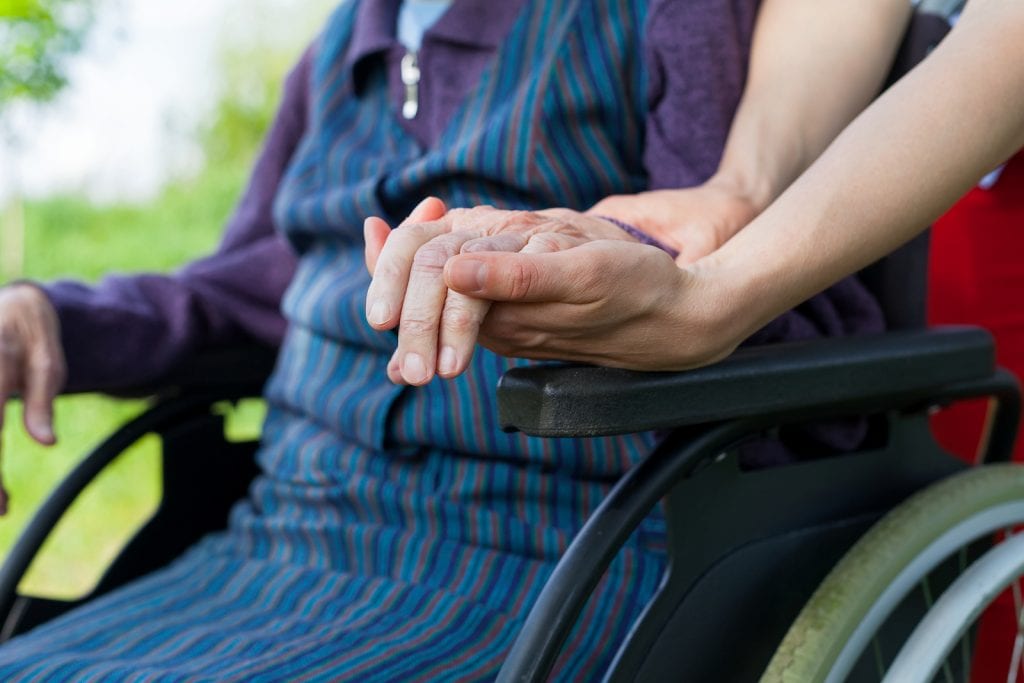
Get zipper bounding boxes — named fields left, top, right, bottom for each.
left=401, top=50, right=420, bottom=120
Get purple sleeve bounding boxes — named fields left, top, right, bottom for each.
left=44, top=48, right=313, bottom=393
left=594, top=215, right=680, bottom=259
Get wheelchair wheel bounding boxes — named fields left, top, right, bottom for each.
left=761, top=463, right=1024, bottom=683
left=882, top=531, right=1024, bottom=681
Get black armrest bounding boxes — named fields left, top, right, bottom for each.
left=109, top=345, right=279, bottom=399
left=497, top=327, right=995, bottom=437
left=0, top=345, right=278, bottom=637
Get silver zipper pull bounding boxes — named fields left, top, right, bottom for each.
left=400, top=50, right=420, bottom=120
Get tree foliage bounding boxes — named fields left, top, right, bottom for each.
left=0, top=0, right=97, bottom=110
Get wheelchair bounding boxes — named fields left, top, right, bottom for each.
left=1, top=4, right=1019, bottom=681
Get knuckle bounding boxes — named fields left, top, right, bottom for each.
left=29, top=353, right=61, bottom=377
left=29, top=355, right=53, bottom=371
left=540, top=207, right=574, bottom=223
left=411, top=242, right=454, bottom=271
left=526, top=233, right=565, bottom=252
left=441, top=305, right=481, bottom=335
left=520, top=330, right=551, bottom=351
left=446, top=208, right=471, bottom=227
left=466, top=205, right=496, bottom=217
left=406, top=221, right=433, bottom=236
left=493, top=209, right=529, bottom=225
left=373, top=260, right=404, bottom=283
left=399, top=315, right=437, bottom=338
left=401, top=222, right=439, bottom=243
left=0, top=330, right=23, bottom=358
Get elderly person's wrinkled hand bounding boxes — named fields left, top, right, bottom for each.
left=364, top=202, right=639, bottom=385
left=363, top=178, right=762, bottom=384
left=0, top=284, right=66, bottom=515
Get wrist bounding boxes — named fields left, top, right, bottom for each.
left=668, top=258, right=752, bottom=367
left=688, top=246, right=779, bottom=353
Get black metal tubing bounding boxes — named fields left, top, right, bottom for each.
left=932, top=368, right=1022, bottom=465
left=0, top=346, right=274, bottom=635
left=494, top=369, right=1021, bottom=683
left=103, top=345, right=278, bottom=399
left=495, top=420, right=756, bottom=683
left=0, top=390, right=248, bottom=625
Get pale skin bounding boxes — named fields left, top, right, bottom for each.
left=6, top=0, right=1022, bottom=510
left=435, top=0, right=1024, bottom=370
left=366, top=0, right=913, bottom=384
left=0, top=199, right=445, bottom=515
left=0, top=285, right=64, bottom=515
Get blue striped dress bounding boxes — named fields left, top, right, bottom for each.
left=0, top=1, right=673, bottom=680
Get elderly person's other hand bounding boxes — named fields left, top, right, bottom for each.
left=364, top=203, right=639, bottom=385
left=0, top=284, right=66, bottom=515
left=443, top=240, right=742, bottom=369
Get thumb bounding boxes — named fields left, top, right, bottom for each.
left=444, top=249, right=588, bottom=303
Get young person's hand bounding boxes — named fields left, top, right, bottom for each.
left=442, top=239, right=743, bottom=369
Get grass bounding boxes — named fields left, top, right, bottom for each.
left=1, top=159, right=265, bottom=598
left=0, top=0, right=337, bottom=602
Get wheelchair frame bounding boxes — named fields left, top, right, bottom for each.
left=1, top=6, right=1004, bottom=681
left=0, top=328, right=1017, bottom=682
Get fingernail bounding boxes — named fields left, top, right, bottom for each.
left=438, top=346, right=458, bottom=375
left=30, top=417, right=53, bottom=442
left=403, top=352, right=429, bottom=384
left=448, top=259, right=487, bottom=292
left=368, top=300, right=391, bottom=326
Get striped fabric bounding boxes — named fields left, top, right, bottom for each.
left=0, top=1, right=672, bottom=680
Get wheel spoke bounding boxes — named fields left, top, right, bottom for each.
left=959, top=546, right=971, bottom=683
left=873, top=636, right=886, bottom=679
left=923, top=575, right=936, bottom=609
left=1010, top=633, right=1024, bottom=683
left=941, top=656, right=955, bottom=683
left=1010, top=577, right=1024, bottom=683
left=959, top=625, right=971, bottom=682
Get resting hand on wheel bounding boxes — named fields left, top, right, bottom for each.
left=0, top=284, right=66, bottom=515
left=364, top=202, right=638, bottom=385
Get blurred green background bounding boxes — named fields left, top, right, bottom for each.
left=0, top=1, right=331, bottom=598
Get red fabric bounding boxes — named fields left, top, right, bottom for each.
left=928, top=151, right=1024, bottom=682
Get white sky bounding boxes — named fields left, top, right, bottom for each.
left=0, top=0, right=331, bottom=203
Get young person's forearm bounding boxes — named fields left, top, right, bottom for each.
left=705, top=0, right=1024, bottom=345
left=713, top=0, right=913, bottom=211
